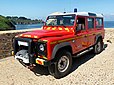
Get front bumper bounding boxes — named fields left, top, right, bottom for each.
left=12, top=50, right=49, bottom=66
left=15, top=55, right=29, bottom=63
left=36, top=57, right=50, bottom=66
left=13, top=37, right=49, bottom=66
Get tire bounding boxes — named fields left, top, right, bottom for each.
left=94, top=39, right=103, bottom=54
left=50, top=50, right=72, bottom=79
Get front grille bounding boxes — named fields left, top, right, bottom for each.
left=14, top=38, right=35, bottom=64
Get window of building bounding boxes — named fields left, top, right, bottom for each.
left=88, top=18, right=94, bottom=29
left=96, top=18, right=103, bottom=28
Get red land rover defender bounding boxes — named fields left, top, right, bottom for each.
left=13, top=11, right=105, bottom=78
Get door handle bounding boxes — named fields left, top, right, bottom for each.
left=84, top=35, right=87, bottom=37
left=93, top=34, right=95, bottom=35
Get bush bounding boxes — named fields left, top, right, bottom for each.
left=0, top=15, right=15, bottom=31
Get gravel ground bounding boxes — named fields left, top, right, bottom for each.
left=0, top=29, right=114, bottom=85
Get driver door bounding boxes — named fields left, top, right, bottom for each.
left=74, top=16, right=88, bottom=53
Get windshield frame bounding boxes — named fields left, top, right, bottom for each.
left=45, top=14, right=76, bottom=26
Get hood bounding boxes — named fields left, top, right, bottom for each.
left=19, top=29, right=73, bottom=39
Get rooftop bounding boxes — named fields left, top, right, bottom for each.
left=50, top=12, right=103, bottom=17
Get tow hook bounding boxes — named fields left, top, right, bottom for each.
left=26, top=64, right=36, bottom=70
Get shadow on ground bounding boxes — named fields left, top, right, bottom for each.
left=30, top=44, right=108, bottom=77
left=31, top=64, right=49, bottom=76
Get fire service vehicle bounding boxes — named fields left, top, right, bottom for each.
left=12, top=10, right=105, bottom=78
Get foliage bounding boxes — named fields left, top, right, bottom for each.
left=6, top=16, right=44, bottom=25
left=0, top=15, right=15, bottom=30
left=0, top=15, right=44, bottom=30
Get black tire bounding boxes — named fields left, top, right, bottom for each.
left=94, top=39, right=103, bottom=54
left=50, top=50, right=72, bottom=79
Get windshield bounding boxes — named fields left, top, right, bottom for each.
left=46, top=14, right=75, bottom=26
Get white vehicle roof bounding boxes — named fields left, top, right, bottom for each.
left=50, top=12, right=103, bottom=18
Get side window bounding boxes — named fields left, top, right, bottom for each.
left=76, top=17, right=85, bottom=31
left=88, top=18, right=94, bottom=29
left=96, top=18, right=103, bottom=28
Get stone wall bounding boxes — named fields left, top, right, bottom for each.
left=0, top=32, right=22, bottom=58
left=0, top=28, right=40, bottom=59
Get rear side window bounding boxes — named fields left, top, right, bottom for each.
left=88, top=18, right=94, bottom=29
left=96, top=18, right=103, bottom=28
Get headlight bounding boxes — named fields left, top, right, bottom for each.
left=37, top=42, right=47, bottom=56
left=39, top=44, right=44, bottom=51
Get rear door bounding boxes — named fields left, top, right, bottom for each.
left=87, top=17, right=96, bottom=46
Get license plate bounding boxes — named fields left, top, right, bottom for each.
left=18, top=41, right=28, bottom=46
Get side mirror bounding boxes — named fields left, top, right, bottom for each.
left=43, top=22, right=46, bottom=26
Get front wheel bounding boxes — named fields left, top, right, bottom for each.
left=49, top=50, right=72, bottom=79
left=94, top=39, right=103, bottom=54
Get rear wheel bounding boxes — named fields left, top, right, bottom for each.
left=94, top=39, right=103, bottom=54
left=49, top=50, right=72, bottom=79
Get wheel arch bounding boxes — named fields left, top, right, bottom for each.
left=95, top=34, right=103, bottom=44
left=51, top=42, right=72, bottom=60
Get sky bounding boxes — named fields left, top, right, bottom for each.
left=0, top=0, right=114, bottom=21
